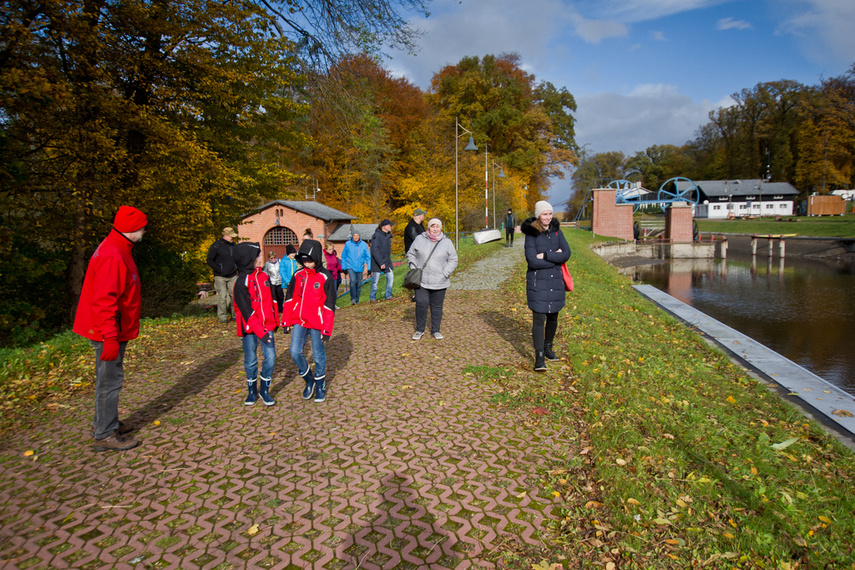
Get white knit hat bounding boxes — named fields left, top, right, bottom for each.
left=427, top=218, right=442, bottom=229
left=534, top=201, right=553, bottom=217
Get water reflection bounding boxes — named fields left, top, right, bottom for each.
left=624, top=254, right=855, bottom=395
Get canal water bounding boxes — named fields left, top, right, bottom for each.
left=623, top=253, right=855, bottom=395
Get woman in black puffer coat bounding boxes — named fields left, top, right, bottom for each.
left=521, top=201, right=571, bottom=371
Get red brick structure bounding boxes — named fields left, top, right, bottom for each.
left=665, top=202, right=694, bottom=243
left=591, top=188, right=634, bottom=241
left=236, top=201, right=360, bottom=259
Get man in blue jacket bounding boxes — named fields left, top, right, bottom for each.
left=370, top=219, right=394, bottom=301
left=341, top=231, right=371, bottom=305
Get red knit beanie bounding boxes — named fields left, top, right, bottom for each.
left=114, top=206, right=148, bottom=233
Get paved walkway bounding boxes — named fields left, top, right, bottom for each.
left=0, top=241, right=578, bottom=569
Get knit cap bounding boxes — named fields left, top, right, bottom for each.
left=534, top=201, right=553, bottom=218
left=114, top=206, right=147, bottom=233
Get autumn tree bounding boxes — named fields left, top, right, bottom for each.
left=0, top=0, right=305, bottom=344
left=429, top=53, right=577, bottom=224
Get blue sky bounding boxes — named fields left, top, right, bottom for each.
left=385, top=0, right=855, bottom=205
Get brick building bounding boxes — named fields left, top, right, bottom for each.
left=237, top=201, right=372, bottom=259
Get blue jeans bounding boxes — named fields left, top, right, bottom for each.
left=370, top=268, right=394, bottom=300
left=347, top=268, right=363, bottom=304
left=92, top=340, right=128, bottom=440
left=290, top=324, right=326, bottom=379
left=242, top=333, right=276, bottom=380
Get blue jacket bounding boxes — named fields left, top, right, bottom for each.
left=341, top=236, right=370, bottom=273
left=521, top=217, right=571, bottom=314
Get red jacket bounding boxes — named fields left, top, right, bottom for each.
left=233, top=268, right=279, bottom=338
left=282, top=266, right=336, bottom=337
left=73, top=229, right=142, bottom=343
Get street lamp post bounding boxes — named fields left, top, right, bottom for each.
left=491, top=161, right=505, bottom=229
left=484, top=143, right=490, bottom=229
left=455, top=117, right=478, bottom=250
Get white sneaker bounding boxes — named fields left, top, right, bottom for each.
left=412, top=331, right=424, bottom=340
left=432, top=332, right=443, bottom=340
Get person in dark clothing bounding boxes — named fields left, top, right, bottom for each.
left=505, top=209, right=517, bottom=247
left=404, top=208, right=426, bottom=253
left=521, top=201, right=571, bottom=372
left=207, top=227, right=239, bottom=323
left=404, top=209, right=426, bottom=301
left=370, top=219, right=394, bottom=301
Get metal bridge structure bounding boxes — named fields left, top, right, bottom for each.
left=613, top=177, right=699, bottom=213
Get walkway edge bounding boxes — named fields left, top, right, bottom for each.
left=633, top=284, right=855, bottom=445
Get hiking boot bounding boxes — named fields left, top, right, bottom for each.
left=544, top=343, right=558, bottom=361
left=432, top=332, right=444, bottom=340
left=412, top=331, right=424, bottom=340
left=534, top=352, right=547, bottom=372
left=93, top=431, right=140, bottom=452
left=244, top=379, right=258, bottom=406
left=90, top=420, right=135, bottom=438
left=259, top=377, right=275, bottom=406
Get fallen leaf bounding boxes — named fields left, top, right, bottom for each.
left=153, top=420, right=161, bottom=426
left=832, top=409, right=854, bottom=417
left=248, top=523, right=259, bottom=535
left=532, top=407, right=549, bottom=415
left=23, top=450, right=34, bottom=457
left=532, top=561, right=561, bottom=570
left=771, top=437, right=798, bottom=451
left=616, top=458, right=627, bottom=466
left=626, top=498, right=641, bottom=506
left=726, top=395, right=736, bottom=404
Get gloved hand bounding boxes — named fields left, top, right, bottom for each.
left=100, top=338, right=120, bottom=361
left=322, top=334, right=330, bottom=342
left=261, top=332, right=273, bottom=344
left=283, top=326, right=291, bottom=334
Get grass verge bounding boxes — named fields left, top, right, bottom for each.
left=696, top=213, right=855, bottom=238
left=472, top=227, right=855, bottom=569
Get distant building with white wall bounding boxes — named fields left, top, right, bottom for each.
left=690, top=179, right=799, bottom=219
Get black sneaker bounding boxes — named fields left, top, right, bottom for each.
left=93, top=431, right=140, bottom=452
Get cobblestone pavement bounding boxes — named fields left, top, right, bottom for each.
left=0, top=241, right=578, bottom=569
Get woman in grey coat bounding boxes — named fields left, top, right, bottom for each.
left=406, top=218, right=458, bottom=340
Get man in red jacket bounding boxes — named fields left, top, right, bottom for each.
left=73, top=206, right=147, bottom=451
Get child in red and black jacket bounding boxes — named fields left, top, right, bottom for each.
left=233, top=242, right=279, bottom=406
left=282, top=239, right=336, bottom=403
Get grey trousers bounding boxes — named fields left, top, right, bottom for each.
left=91, top=340, right=129, bottom=440
left=214, top=274, right=237, bottom=322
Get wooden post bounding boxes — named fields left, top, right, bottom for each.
left=751, top=235, right=757, bottom=256
left=768, top=236, right=774, bottom=257
left=720, top=237, right=728, bottom=259
left=780, top=237, right=786, bottom=259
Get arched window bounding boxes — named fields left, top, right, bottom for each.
left=264, top=227, right=298, bottom=246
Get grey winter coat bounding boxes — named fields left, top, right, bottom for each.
left=521, top=217, right=571, bottom=313
left=406, top=233, right=458, bottom=290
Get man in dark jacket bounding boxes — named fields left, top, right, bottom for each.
left=505, top=208, right=517, bottom=247
left=404, top=208, right=426, bottom=253
left=370, top=219, right=394, bottom=301
left=207, top=227, right=238, bottom=323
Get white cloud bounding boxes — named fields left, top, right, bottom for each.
left=776, top=0, right=855, bottom=64
left=651, top=30, right=666, bottom=41
left=570, top=13, right=628, bottom=44
left=590, top=0, right=732, bottom=23
left=574, top=85, right=720, bottom=156
left=716, top=17, right=753, bottom=30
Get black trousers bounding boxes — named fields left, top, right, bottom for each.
left=532, top=311, right=559, bottom=352
left=415, top=288, right=447, bottom=334
left=506, top=229, right=514, bottom=244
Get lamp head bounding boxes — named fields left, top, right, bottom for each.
left=464, top=135, right=478, bottom=151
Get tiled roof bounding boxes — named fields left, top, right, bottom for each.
left=250, top=200, right=355, bottom=221
left=687, top=179, right=799, bottom=197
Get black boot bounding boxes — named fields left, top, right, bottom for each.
left=534, top=352, right=547, bottom=372
left=300, top=368, right=315, bottom=400
left=544, top=343, right=558, bottom=361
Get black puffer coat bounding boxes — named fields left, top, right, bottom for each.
left=521, top=217, right=571, bottom=313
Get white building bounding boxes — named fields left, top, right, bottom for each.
left=690, top=179, right=800, bottom=219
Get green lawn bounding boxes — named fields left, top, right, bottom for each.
left=472, top=227, right=855, bottom=569
left=695, top=212, right=855, bottom=238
